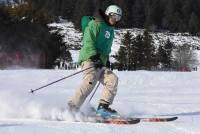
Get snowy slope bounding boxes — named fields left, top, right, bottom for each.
left=0, top=69, right=200, bottom=134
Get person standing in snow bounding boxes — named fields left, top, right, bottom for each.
left=68, top=5, right=122, bottom=118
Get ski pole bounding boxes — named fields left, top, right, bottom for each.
left=29, top=66, right=93, bottom=94
left=88, top=81, right=100, bottom=103
left=87, top=69, right=104, bottom=103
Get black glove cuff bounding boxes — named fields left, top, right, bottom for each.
left=90, top=54, right=100, bottom=62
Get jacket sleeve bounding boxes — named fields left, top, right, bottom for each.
left=82, top=20, right=99, bottom=58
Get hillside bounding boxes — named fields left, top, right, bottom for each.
left=48, top=19, right=200, bottom=63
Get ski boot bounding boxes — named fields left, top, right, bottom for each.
left=96, top=103, right=120, bottom=119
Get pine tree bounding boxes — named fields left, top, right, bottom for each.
left=182, top=0, right=193, bottom=25
left=162, top=0, right=174, bottom=30
left=124, top=31, right=133, bottom=70
left=174, top=44, right=198, bottom=71
left=132, top=0, right=145, bottom=28
left=128, top=30, right=156, bottom=70
left=60, top=45, right=72, bottom=62
left=72, top=0, right=94, bottom=29
left=142, top=30, right=156, bottom=69
left=21, top=0, right=200, bottom=33
left=114, top=31, right=133, bottom=70
left=131, top=34, right=144, bottom=70
left=114, top=0, right=135, bottom=28
left=189, top=12, right=200, bottom=35
left=145, top=0, right=164, bottom=30
left=144, top=0, right=153, bottom=29
left=157, top=38, right=174, bottom=69
left=157, top=45, right=166, bottom=68
left=162, top=0, right=182, bottom=32
left=60, top=0, right=76, bottom=19
left=164, top=39, right=174, bottom=67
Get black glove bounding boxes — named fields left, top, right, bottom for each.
left=90, top=54, right=103, bottom=69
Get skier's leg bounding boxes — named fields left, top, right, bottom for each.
left=96, top=68, right=119, bottom=118
left=68, top=61, right=98, bottom=111
left=99, top=68, right=118, bottom=105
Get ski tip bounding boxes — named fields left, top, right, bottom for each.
left=142, top=116, right=178, bottom=122
left=170, top=116, right=178, bottom=121
left=164, top=116, right=178, bottom=121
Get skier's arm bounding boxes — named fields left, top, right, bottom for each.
left=82, top=21, right=99, bottom=57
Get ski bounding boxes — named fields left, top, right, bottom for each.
left=86, top=116, right=140, bottom=125
left=136, top=116, right=178, bottom=122
left=82, top=106, right=178, bottom=125
left=84, top=116, right=178, bottom=125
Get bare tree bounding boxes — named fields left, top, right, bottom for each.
left=174, top=44, right=198, bottom=70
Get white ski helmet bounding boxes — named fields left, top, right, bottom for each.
left=105, top=5, right=122, bottom=17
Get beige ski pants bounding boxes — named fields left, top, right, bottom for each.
left=68, top=61, right=118, bottom=109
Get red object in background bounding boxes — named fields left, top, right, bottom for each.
left=0, top=52, right=46, bottom=68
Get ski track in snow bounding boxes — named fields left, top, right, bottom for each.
left=0, top=69, right=200, bottom=134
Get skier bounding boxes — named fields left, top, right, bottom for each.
left=68, top=5, right=122, bottom=118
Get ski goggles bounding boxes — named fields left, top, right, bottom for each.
left=109, top=13, right=122, bottom=22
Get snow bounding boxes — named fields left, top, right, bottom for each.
left=69, top=50, right=80, bottom=62
left=48, top=20, right=82, bottom=49
left=0, top=69, right=200, bottom=134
